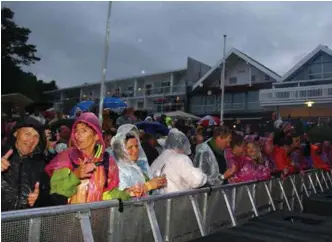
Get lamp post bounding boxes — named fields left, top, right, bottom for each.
left=98, top=1, right=112, bottom=124
left=220, top=34, right=227, bottom=123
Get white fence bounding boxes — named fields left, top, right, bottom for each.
left=1, top=169, right=332, bottom=242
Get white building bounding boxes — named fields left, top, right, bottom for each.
left=45, top=44, right=332, bottom=121
left=45, top=68, right=188, bottom=114
left=259, top=45, right=332, bottom=119
left=188, top=48, right=281, bottom=121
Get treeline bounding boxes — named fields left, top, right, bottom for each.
left=1, top=7, right=58, bottom=101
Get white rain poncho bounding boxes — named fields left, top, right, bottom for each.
left=112, top=125, right=152, bottom=191
left=193, top=139, right=223, bottom=186
left=151, top=129, right=207, bottom=193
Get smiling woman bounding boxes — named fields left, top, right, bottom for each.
left=111, top=125, right=167, bottom=197
left=45, top=112, right=123, bottom=205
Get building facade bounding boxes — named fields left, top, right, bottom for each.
left=45, top=68, right=188, bottom=114
left=259, top=45, right=332, bottom=119
left=45, top=44, right=332, bottom=121
left=188, top=48, right=281, bottom=123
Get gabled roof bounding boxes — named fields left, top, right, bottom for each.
left=192, top=48, right=281, bottom=90
left=281, top=44, right=332, bottom=82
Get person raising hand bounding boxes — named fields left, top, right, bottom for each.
left=1, top=149, right=13, bottom=172
left=28, top=182, right=40, bottom=207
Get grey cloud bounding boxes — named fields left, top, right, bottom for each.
left=3, top=1, right=332, bottom=88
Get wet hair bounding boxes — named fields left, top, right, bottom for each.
left=247, top=142, right=263, bottom=164
left=213, top=126, right=231, bottom=139
left=273, top=129, right=286, bottom=146
left=284, top=136, right=293, bottom=146
left=125, top=133, right=137, bottom=143
left=103, top=130, right=116, bottom=137
left=230, top=133, right=244, bottom=149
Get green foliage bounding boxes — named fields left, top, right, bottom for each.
left=1, top=7, right=58, bottom=101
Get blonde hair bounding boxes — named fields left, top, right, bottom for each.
left=247, top=142, right=263, bottom=165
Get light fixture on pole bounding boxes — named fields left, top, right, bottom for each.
left=98, top=1, right=112, bottom=124
left=305, top=101, right=314, bottom=108
left=305, top=101, right=314, bottom=118
left=220, top=34, right=227, bottom=123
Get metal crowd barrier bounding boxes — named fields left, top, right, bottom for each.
left=2, top=169, right=332, bottom=242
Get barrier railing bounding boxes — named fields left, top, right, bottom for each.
left=2, top=169, right=332, bottom=242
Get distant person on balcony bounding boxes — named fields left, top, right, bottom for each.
left=193, top=126, right=236, bottom=185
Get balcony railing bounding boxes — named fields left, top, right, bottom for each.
left=112, top=85, right=186, bottom=98
left=145, top=85, right=186, bottom=97
left=144, top=103, right=185, bottom=113
left=259, top=84, right=332, bottom=106
left=64, top=85, right=187, bottom=101
left=189, top=102, right=261, bottom=115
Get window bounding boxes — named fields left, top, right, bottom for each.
left=265, top=75, right=270, bottom=81
left=161, top=81, right=171, bottom=93
left=251, top=75, right=256, bottom=82
left=247, top=91, right=259, bottom=102
left=205, top=95, right=215, bottom=105
left=161, top=81, right=170, bottom=87
left=308, top=63, right=321, bottom=74
left=191, top=96, right=203, bottom=105
left=145, top=84, right=152, bottom=95
left=224, top=93, right=232, bottom=103
left=137, top=102, right=144, bottom=109
left=232, top=93, right=245, bottom=103
left=127, top=86, right=134, bottom=97
left=229, top=77, right=237, bottom=84
left=323, top=62, right=332, bottom=73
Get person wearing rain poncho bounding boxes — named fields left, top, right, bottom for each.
left=151, top=129, right=207, bottom=193
left=111, top=124, right=167, bottom=197
left=193, top=126, right=236, bottom=186
left=45, top=112, right=129, bottom=205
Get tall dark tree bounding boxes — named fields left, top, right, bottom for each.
left=1, top=7, right=58, bottom=101
left=1, top=7, right=40, bottom=66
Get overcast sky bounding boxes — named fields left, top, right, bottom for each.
left=3, top=1, right=332, bottom=88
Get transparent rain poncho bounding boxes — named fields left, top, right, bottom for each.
left=193, top=139, right=223, bottom=186
left=163, top=128, right=192, bottom=155
left=112, top=125, right=152, bottom=191
left=151, top=128, right=207, bottom=193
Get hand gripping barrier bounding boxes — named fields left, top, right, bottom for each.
left=1, top=169, right=332, bottom=242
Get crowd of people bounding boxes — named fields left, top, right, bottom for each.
left=1, top=108, right=332, bottom=212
